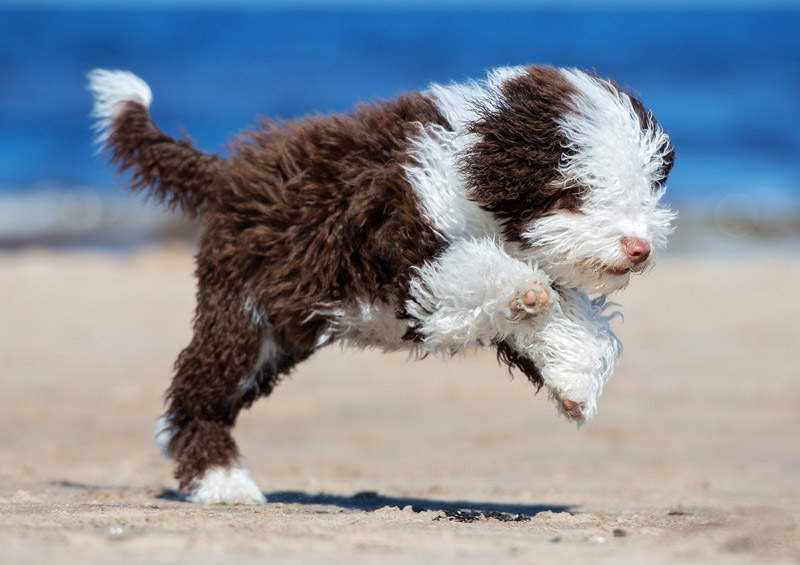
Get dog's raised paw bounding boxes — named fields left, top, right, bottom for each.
left=509, top=282, right=552, bottom=318
left=559, top=397, right=585, bottom=422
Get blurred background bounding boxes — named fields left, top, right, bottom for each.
left=1, top=0, right=798, bottom=250
left=2, top=3, right=799, bottom=561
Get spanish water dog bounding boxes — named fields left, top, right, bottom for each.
left=88, top=65, right=674, bottom=503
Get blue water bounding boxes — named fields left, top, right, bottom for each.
left=1, top=5, right=799, bottom=215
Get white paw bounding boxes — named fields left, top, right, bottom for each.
left=187, top=467, right=266, bottom=505
left=509, top=280, right=552, bottom=318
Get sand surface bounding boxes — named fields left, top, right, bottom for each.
left=1, top=246, right=798, bottom=564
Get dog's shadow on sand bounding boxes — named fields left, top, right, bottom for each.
left=157, top=488, right=572, bottom=520
left=55, top=480, right=572, bottom=519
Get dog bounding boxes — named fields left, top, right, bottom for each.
left=88, top=65, right=675, bottom=504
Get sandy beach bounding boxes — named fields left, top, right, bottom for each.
left=1, top=245, right=798, bottom=564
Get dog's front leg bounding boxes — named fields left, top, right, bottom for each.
left=404, top=237, right=554, bottom=354
left=506, top=288, right=622, bottom=424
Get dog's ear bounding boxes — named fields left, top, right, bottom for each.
left=460, top=66, right=583, bottom=241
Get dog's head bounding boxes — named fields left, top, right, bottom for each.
left=462, top=66, right=676, bottom=294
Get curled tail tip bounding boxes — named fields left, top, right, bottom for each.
left=87, top=69, right=153, bottom=145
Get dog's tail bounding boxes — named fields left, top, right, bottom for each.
left=88, top=69, right=224, bottom=216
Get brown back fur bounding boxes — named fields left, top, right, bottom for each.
left=199, top=93, right=451, bottom=352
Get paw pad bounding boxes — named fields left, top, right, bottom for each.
left=560, top=397, right=585, bottom=421
left=509, top=284, right=551, bottom=317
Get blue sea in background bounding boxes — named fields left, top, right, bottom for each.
left=1, top=4, right=799, bottom=242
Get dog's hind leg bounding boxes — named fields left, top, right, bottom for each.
left=156, top=283, right=303, bottom=504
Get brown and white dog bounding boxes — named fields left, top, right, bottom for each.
left=88, top=65, right=675, bottom=504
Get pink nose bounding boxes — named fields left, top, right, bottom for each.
left=622, top=237, right=651, bottom=264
